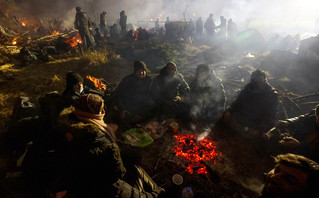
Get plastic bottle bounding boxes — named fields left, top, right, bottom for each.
left=181, top=187, right=194, bottom=198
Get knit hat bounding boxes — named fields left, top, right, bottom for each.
left=251, top=69, right=266, bottom=80
left=75, top=94, right=104, bottom=114
left=196, top=64, right=209, bottom=75
left=134, top=60, right=147, bottom=72
left=66, top=71, right=83, bottom=87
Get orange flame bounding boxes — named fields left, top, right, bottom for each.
left=11, top=37, right=19, bottom=46
left=174, top=133, right=219, bottom=175
left=133, top=30, right=139, bottom=41
left=21, top=22, right=26, bottom=26
left=65, top=32, right=83, bottom=47
left=51, top=30, right=60, bottom=35
left=85, top=75, right=107, bottom=92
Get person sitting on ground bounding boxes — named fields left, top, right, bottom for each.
left=261, top=153, right=319, bottom=198
left=113, top=60, right=154, bottom=128
left=266, top=104, right=319, bottom=162
left=150, top=62, right=190, bottom=119
left=214, top=69, right=279, bottom=140
left=55, top=94, right=164, bottom=197
left=62, top=71, right=84, bottom=107
left=189, top=64, right=226, bottom=125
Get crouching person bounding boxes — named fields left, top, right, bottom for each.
left=57, top=94, right=164, bottom=197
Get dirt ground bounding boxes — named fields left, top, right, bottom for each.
left=0, top=38, right=318, bottom=197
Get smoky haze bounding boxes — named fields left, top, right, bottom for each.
left=12, top=0, right=319, bottom=37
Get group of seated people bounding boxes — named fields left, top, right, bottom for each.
left=63, top=60, right=227, bottom=130
left=6, top=60, right=319, bottom=197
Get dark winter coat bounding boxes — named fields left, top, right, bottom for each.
left=230, top=81, right=279, bottom=132
left=115, top=73, right=154, bottom=113
left=75, top=11, right=95, bottom=49
left=62, top=88, right=82, bottom=107
left=57, top=107, right=126, bottom=197
left=189, top=72, right=226, bottom=123
left=267, top=109, right=319, bottom=162
left=75, top=11, right=91, bottom=32
left=57, top=107, right=164, bottom=197
left=151, top=73, right=190, bottom=104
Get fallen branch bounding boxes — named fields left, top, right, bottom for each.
left=222, top=80, right=243, bottom=87
left=300, top=101, right=319, bottom=105
left=292, top=92, right=319, bottom=101
left=281, top=95, right=302, bottom=115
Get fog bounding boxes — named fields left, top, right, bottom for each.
left=12, top=0, right=319, bottom=38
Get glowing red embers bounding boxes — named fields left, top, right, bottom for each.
left=173, top=133, right=219, bottom=175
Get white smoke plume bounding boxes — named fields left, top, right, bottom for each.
left=11, top=0, right=319, bottom=37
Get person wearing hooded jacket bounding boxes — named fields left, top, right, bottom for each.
left=150, top=62, right=190, bottom=119
left=55, top=94, right=164, bottom=197
left=189, top=64, right=226, bottom=125
left=113, top=60, right=154, bottom=126
left=62, top=71, right=84, bottom=107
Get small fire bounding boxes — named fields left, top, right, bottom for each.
left=65, top=32, right=83, bottom=47
left=174, top=133, right=219, bottom=175
left=133, top=30, right=139, bottom=41
left=51, top=30, right=60, bottom=35
left=21, top=22, right=26, bottom=26
left=85, top=75, right=106, bottom=92
left=11, top=37, right=19, bottom=45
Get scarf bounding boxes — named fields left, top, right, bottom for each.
left=74, top=108, right=116, bottom=142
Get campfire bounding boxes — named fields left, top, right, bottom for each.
left=65, top=32, right=82, bottom=47
left=85, top=75, right=107, bottom=92
left=51, top=30, right=60, bottom=35
left=173, top=133, right=219, bottom=175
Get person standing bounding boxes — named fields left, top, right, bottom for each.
left=100, top=11, right=107, bottom=36
left=227, top=18, right=238, bottom=38
left=119, top=10, right=127, bottom=39
left=196, top=17, right=203, bottom=40
left=204, top=13, right=216, bottom=41
left=74, top=7, right=95, bottom=50
left=216, top=16, right=227, bottom=39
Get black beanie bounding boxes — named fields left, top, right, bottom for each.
left=134, top=60, right=147, bottom=72
left=66, top=71, right=83, bottom=87
left=251, top=69, right=266, bottom=79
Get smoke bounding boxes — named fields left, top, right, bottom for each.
left=11, top=0, right=319, bottom=36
